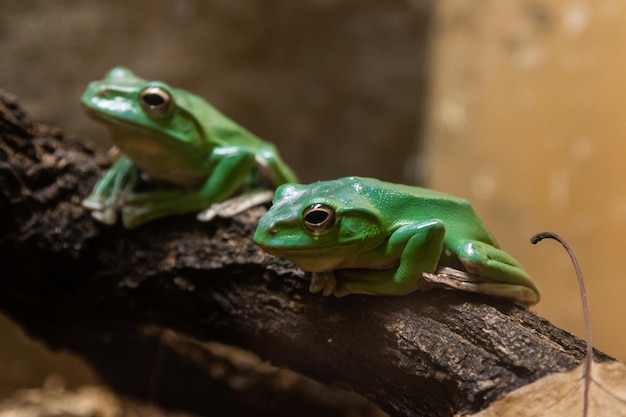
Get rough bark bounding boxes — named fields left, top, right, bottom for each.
left=0, top=91, right=613, bottom=417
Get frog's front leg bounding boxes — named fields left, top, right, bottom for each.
left=434, top=240, right=540, bottom=306
left=121, top=148, right=256, bottom=228
left=82, top=155, right=139, bottom=224
left=332, top=220, right=446, bottom=296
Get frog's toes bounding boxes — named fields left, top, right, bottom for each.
left=90, top=206, right=118, bottom=225
left=308, top=272, right=326, bottom=294
left=82, top=194, right=106, bottom=210
left=323, top=278, right=337, bottom=297
left=309, top=272, right=336, bottom=296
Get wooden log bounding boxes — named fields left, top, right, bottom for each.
left=0, top=91, right=612, bottom=417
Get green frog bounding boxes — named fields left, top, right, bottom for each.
left=253, top=177, right=540, bottom=306
left=81, top=67, right=298, bottom=228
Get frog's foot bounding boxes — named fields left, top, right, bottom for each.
left=89, top=205, right=118, bottom=225
left=197, top=190, right=274, bottom=222
left=457, top=241, right=540, bottom=306
left=82, top=189, right=130, bottom=225
left=422, top=267, right=538, bottom=306
left=82, top=155, right=139, bottom=225
left=82, top=188, right=127, bottom=209
left=309, top=271, right=337, bottom=297
left=82, top=193, right=106, bottom=211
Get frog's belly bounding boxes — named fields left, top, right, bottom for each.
left=117, top=137, right=209, bottom=186
left=133, top=154, right=208, bottom=186
left=281, top=252, right=399, bottom=273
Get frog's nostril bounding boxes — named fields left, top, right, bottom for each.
left=269, top=225, right=278, bottom=234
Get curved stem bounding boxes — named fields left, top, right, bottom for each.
left=531, top=232, right=592, bottom=417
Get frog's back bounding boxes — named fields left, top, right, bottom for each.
left=353, top=177, right=498, bottom=246
left=183, top=93, right=267, bottom=150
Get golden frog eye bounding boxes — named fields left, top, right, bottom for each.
left=139, top=86, right=173, bottom=115
left=302, top=204, right=335, bottom=234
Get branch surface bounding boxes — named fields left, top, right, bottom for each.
left=0, top=91, right=612, bottom=417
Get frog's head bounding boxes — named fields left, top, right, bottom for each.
left=253, top=177, right=389, bottom=272
left=81, top=67, right=207, bottom=152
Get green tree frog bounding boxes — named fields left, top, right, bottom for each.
left=81, top=67, right=298, bottom=228
left=253, top=177, right=540, bottom=306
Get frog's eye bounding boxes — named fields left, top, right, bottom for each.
left=302, top=204, right=335, bottom=234
left=139, top=86, right=173, bottom=116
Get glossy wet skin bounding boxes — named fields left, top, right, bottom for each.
left=83, top=67, right=256, bottom=185
left=81, top=67, right=298, bottom=228
left=254, top=176, right=540, bottom=305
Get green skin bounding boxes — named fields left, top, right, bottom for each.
left=254, top=176, right=540, bottom=306
left=81, top=67, right=298, bottom=228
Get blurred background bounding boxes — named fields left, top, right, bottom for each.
left=1, top=0, right=625, bottom=402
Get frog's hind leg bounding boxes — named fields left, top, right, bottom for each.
left=441, top=240, right=540, bottom=306
left=121, top=150, right=257, bottom=228
left=256, top=145, right=299, bottom=185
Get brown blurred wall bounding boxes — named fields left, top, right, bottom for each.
left=0, top=0, right=429, bottom=183
left=425, top=0, right=626, bottom=360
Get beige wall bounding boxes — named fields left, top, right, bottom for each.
left=425, top=1, right=626, bottom=359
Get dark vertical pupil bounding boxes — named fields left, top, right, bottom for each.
left=305, top=210, right=329, bottom=225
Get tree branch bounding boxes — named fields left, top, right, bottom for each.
left=0, top=91, right=612, bottom=417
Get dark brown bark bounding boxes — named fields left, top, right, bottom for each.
left=0, top=91, right=612, bottom=417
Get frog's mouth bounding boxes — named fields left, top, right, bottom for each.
left=82, top=103, right=204, bottom=151
left=255, top=240, right=363, bottom=259
left=257, top=242, right=397, bottom=273
left=82, top=105, right=184, bottom=147
left=82, top=105, right=158, bottom=135
left=258, top=245, right=352, bottom=272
